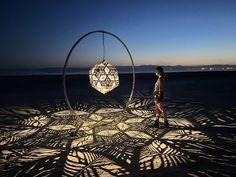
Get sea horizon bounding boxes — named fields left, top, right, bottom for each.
left=0, top=64, right=235, bottom=76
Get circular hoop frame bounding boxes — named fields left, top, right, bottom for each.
left=63, top=30, right=135, bottom=112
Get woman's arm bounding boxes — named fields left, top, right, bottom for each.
left=154, top=79, right=161, bottom=95
left=158, top=79, right=161, bottom=94
left=158, top=78, right=164, bottom=94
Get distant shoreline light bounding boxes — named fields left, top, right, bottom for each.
left=0, top=69, right=236, bottom=76
left=0, top=65, right=235, bottom=76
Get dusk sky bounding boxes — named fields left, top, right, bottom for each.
left=1, top=0, right=236, bottom=69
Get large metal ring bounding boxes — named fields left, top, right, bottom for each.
left=63, top=30, right=135, bottom=112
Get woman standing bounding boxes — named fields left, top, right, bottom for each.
left=153, top=66, right=169, bottom=128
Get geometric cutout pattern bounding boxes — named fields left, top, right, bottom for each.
left=0, top=92, right=236, bottom=177
left=89, top=59, right=119, bottom=94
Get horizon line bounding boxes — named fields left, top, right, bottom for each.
left=1, top=64, right=236, bottom=70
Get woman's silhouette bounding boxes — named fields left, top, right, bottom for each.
left=153, top=66, right=169, bottom=128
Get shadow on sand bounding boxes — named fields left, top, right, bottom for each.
left=0, top=90, right=235, bottom=177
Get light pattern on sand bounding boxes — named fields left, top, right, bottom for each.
left=48, top=125, right=76, bottom=131
left=0, top=94, right=235, bottom=177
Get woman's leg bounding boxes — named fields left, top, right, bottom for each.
left=157, top=102, right=169, bottom=127
left=154, top=102, right=161, bottom=127
left=155, top=102, right=162, bottom=117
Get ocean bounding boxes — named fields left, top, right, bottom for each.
left=0, top=71, right=235, bottom=108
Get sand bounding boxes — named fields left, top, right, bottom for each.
left=0, top=71, right=235, bottom=177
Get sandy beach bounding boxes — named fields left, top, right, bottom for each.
left=0, top=71, right=235, bottom=177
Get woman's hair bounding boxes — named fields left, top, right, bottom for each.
left=156, top=66, right=166, bottom=77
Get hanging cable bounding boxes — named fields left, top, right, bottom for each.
left=102, top=32, right=106, bottom=61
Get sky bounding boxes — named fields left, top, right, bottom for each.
left=1, top=0, right=236, bottom=69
